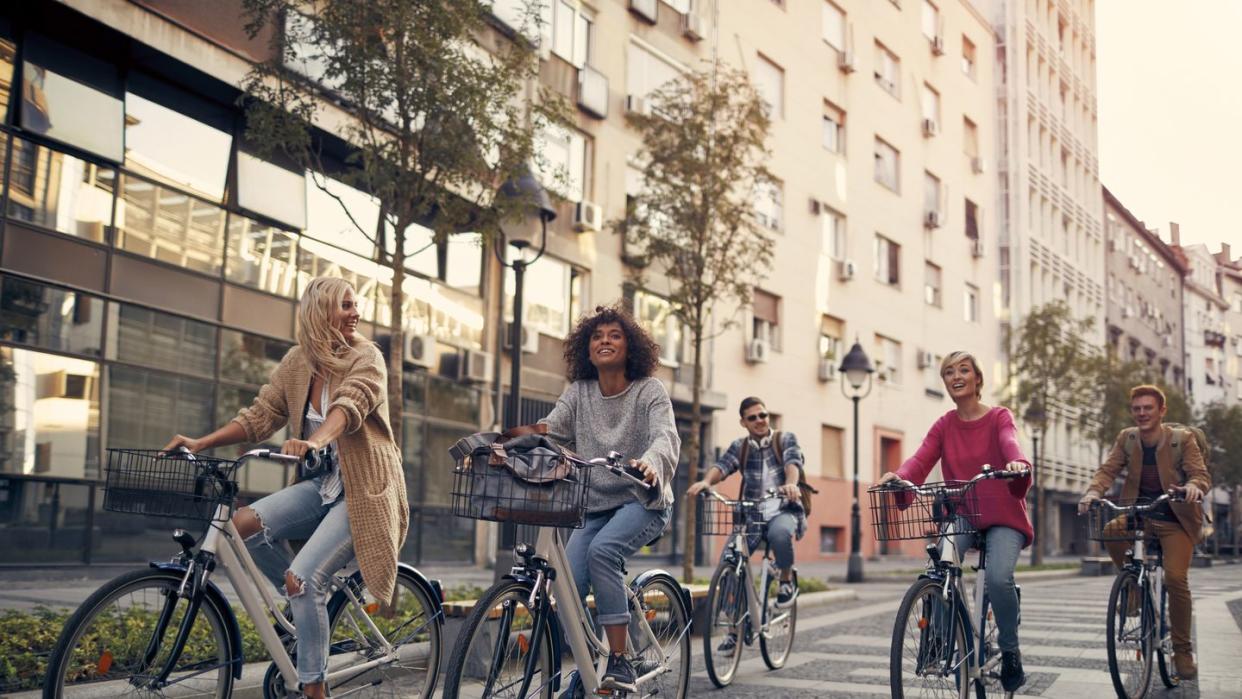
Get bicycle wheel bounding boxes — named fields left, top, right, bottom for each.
left=628, top=574, right=690, bottom=699
left=1105, top=571, right=1153, bottom=699
left=322, top=568, right=442, bottom=698
left=1155, top=584, right=1179, bottom=689
left=972, top=595, right=1012, bottom=699
left=43, top=568, right=233, bottom=698
left=702, top=562, right=745, bottom=688
left=759, top=569, right=797, bottom=670
left=442, top=580, right=553, bottom=699
left=891, top=578, right=969, bottom=699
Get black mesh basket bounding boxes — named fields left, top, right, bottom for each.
left=867, top=482, right=980, bottom=542
left=450, top=451, right=592, bottom=528
left=697, top=496, right=764, bottom=537
left=104, top=449, right=238, bottom=522
left=1085, top=500, right=1149, bottom=542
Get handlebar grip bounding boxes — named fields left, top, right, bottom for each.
left=993, top=468, right=1025, bottom=479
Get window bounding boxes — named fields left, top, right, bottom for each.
left=489, top=0, right=546, bottom=42
left=627, top=41, right=682, bottom=101
left=921, top=83, right=940, bottom=125
left=552, top=1, right=593, bottom=69
left=504, top=255, right=577, bottom=339
left=822, top=101, right=845, bottom=153
left=124, top=86, right=231, bottom=202
left=6, top=137, right=116, bottom=242
left=874, top=334, right=902, bottom=384
left=962, top=36, right=977, bottom=78
left=536, top=123, right=588, bottom=202
left=20, top=37, right=124, bottom=162
left=874, top=42, right=900, bottom=98
left=304, top=174, right=382, bottom=255
left=821, top=425, right=844, bottom=479
left=922, top=0, right=940, bottom=41
left=115, top=175, right=227, bottom=275
left=220, top=330, right=293, bottom=387
left=924, top=351, right=945, bottom=397
left=236, top=152, right=308, bottom=231
left=819, top=314, right=843, bottom=359
left=924, top=171, right=941, bottom=217
left=964, top=117, right=979, bottom=158
left=874, top=138, right=900, bottom=192
left=226, top=215, right=301, bottom=298
left=107, top=365, right=214, bottom=456
left=874, top=234, right=900, bottom=286
left=964, top=283, right=980, bottom=322
left=965, top=199, right=980, bottom=240
left=821, top=206, right=846, bottom=259
left=0, top=34, right=14, bottom=117
left=754, top=54, right=785, bottom=119
left=106, top=303, right=217, bottom=378
left=822, top=1, right=846, bottom=51
left=0, top=277, right=104, bottom=357
left=752, top=289, right=781, bottom=351
left=925, top=261, right=942, bottom=307
left=634, top=290, right=683, bottom=366
left=754, top=176, right=783, bottom=231
left=0, top=347, right=101, bottom=478
left=820, top=526, right=844, bottom=553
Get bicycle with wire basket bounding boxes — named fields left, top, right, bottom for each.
left=869, top=465, right=1025, bottom=699
left=41, top=447, right=445, bottom=699
left=441, top=446, right=691, bottom=699
left=1083, top=490, right=1187, bottom=699
left=697, top=487, right=798, bottom=688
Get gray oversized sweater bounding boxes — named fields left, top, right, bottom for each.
left=539, top=377, right=681, bottom=513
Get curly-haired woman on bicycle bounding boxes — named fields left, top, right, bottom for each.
left=538, top=303, right=681, bottom=692
left=162, top=277, right=407, bottom=699
left=878, top=350, right=1032, bottom=692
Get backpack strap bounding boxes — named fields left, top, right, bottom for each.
left=736, top=438, right=749, bottom=501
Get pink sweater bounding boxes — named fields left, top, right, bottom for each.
left=895, top=406, right=1034, bottom=547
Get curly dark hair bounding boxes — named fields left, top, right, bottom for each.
left=563, top=303, right=661, bottom=382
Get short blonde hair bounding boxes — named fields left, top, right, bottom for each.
left=296, top=277, right=363, bottom=377
left=940, top=350, right=984, bottom=399
left=1129, top=384, right=1166, bottom=409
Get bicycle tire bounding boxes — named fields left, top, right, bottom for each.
left=442, top=579, right=554, bottom=699
left=42, top=568, right=233, bottom=699
left=1155, top=584, right=1179, bottom=689
left=629, top=574, right=691, bottom=699
left=702, top=562, right=745, bottom=688
left=759, top=570, right=797, bottom=670
left=891, top=577, right=969, bottom=699
left=1106, top=570, right=1153, bottom=699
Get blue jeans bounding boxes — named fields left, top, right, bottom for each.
left=246, top=478, right=355, bottom=685
left=763, top=512, right=797, bottom=572
left=566, top=501, right=670, bottom=626
left=944, top=525, right=1024, bottom=653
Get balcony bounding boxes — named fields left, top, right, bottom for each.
left=1205, top=330, right=1227, bottom=348
left=577, top=65, right=609, bottom=119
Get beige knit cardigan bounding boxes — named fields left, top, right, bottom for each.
left=232, top=342, right=408, bottom=605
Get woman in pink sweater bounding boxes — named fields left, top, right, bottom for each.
left=878, top=350, right=1033, bottom=692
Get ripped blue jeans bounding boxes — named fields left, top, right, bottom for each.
left=246, top=478, right=354, bottom=686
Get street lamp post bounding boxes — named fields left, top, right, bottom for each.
left=839, top=339, right=875, bottom=584
left=1023, top=399, right=1048, bottom=566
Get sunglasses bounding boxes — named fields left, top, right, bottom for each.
left=744, top=412, right=770, bottom=422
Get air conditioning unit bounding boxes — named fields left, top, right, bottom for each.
left=837, top=50, right=857, bottom=73
left=681, top=12, right=704, bottom=41
left=931, top=35, right=945, bottom=55
left=921, top=118, right=939, bottom=137
left=836, top=258, right=857, bottom=281
left=502, top=321, right=541, bottom=354
left=970, top=239, right=984, bottom=258
left=454, top=349, right=493, bottom=384
left=573, top=200, right=603, bottom=232
left=916, top=349, right=935, bottom=369
left=971, top=157, right=985, bottom=174
left=818, top=358, right=838, bottom=382
left=625, top=94, right=651, bottom=116
left=924, top=210, right=942, bottom=229
left=746, top=338, right=770, bottom=364
left=404, top=332, right=437, bottom=369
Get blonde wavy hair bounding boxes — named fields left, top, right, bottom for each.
left=297, top=277, right=364, bottom=377
left=940, top=350, right=984, bottom=399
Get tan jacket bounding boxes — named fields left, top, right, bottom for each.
left=1087, top=424, right=1212, bottom=542
left=232, top=342, right=408, bottom=605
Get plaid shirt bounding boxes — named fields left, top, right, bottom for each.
left=712, top=431, right=807, bottom=539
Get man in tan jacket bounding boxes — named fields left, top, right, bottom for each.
left=1078, top=384, right=1210, bottom=680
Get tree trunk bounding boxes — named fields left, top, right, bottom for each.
left=386, top=228, right=406, bottom=450
left=681, top=327, right=704, bottom=583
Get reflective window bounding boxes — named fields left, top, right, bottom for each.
left=226, top=214, right=301, bottom=298
left=377, top=274, right=485, bottom=350
left=384, top=220, right=438, bottom=278
left=215, top=385, right=289, bottom=494
left=304, top=174, right=381, bottom=255
left=6, top=137, right=115, bottom=242
left=114, top=175, right=226, bottom=274
left=445, top=233, right=483, bottom=295
left=105, top=303, right=217, bottom=378
left=237, top=152, right=307, bottom=230
left=295, top=237, right=382, bottom=322
left=634, top=289, right=683, bottom=365
left=0, top=478, right=97, bottom=563
left=0, top=348, right=101, bottom=479
left=504, top=254, right=573, bottom=338
left=535, top=124, right=586, bottom=202
left=0, top=277, right=104, bottom=356
left=124, top=92, right=231, bottom=201
left=20, top=51, right=124, bottom=162
left=0, top=33, right=14, bottom=118
left=220, top=330, right=291, bottom=386
left=107, top=365, right=214, bottom=451
left=427, top=375, right=481, bottom=425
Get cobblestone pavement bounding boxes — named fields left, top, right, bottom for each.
left=692, top=566, right=1242, bottom=699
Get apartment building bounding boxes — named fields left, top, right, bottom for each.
left=1178, top=240, right=1230, bottom=410
left=1216, top=247, right=1242, bottom=407
left=1102, top=187, right=1186, bottom=388
left=985, top=0, right=1105, bottom=554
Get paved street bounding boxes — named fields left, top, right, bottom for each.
left=689, top=566, right=1242, bottom=699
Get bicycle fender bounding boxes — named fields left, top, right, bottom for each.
left=630, top=569, right=693, bottom=620
left=331, top=564, right=447, bottom=627
left=148, top=561, right=245, bottom=680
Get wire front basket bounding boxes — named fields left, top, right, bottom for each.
left=1085, top=500, right=1152, bottom=542
left=697, top=496, right=765, bottom=537
left=104, top=449, right=239, bottom=522
left=867, top=482, right=981, bottom=542
left=450, top=451, right=592, bottom=528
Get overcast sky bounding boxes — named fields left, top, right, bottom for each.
left=1095, top=0, right=1242, bottom=253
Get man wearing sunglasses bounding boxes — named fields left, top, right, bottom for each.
left=688, top=397, right=806, bottom=617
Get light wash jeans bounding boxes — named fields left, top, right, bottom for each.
left=566, top=501, right=670, bottom=626
left=941, top=523, right=1024, bottom=653
left=246, top=478, right=354, bottom=685
left=762, top=512, right=798, bottom=572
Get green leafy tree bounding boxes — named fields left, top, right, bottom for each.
left=239, top=0, right=565, bottom=439
left=1201, top=401, right=1242, bottom=551
left=618, top=61, right=773, bottom=582
left=1007, top=300, right=1097, bottom=565
left=1084, top=355, right=1193, bottom=462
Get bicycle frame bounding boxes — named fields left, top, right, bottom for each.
left=717, top=528, right=787, bottom=643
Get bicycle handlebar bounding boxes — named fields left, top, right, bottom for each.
left=563, top=450, right=653, bottom=490
left=1092, top=488, right=1187, bottom=515
left=873, top=464, right=1026, bottom=497
left=699, top=486, right=783, bottom=507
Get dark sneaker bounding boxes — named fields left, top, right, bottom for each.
left=716, top=633, right=738, bottom=653
left=601, top=653, right=637, bottom=692
left=1000, top=650, right=1026, bottom=692
left=775, top=581, right=797, bottom=609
